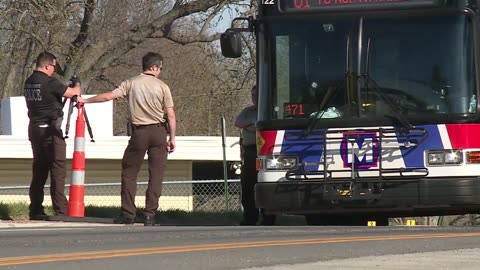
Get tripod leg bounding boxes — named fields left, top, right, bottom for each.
left=83, top=108, right=95, bottom=142
left=64, top=98, right=74, bottom=139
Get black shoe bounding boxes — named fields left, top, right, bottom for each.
left=144, top=216, right=155, bottom=226
left=113, top=216, right=135, bottom=225
left=29, top=214, right=48, bottom=221
left=29, top=211, right=48, bottom=221
left=239, top=220, right=257, bottom=226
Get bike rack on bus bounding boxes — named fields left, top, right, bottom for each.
left=285, top=126, right=430, bottom=201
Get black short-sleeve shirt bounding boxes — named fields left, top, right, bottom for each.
left=24, top=71, right=67, bottom=124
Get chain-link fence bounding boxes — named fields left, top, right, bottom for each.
left=4, top=180, right=477, bottom=226
left=0, top=179, right=242, bottom=212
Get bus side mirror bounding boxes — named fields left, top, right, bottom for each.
left=221, top=30, right=242, bottom=58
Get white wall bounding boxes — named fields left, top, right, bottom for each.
left=1, top=97, right=20, bottom=136
left=0, top=96, right=241, bottom=162
left=0, top=95, right=113, bottom=138
left=0, top=136, right=241, bottom=161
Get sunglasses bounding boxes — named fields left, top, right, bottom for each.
left=47, top=63, right=57, bottom=72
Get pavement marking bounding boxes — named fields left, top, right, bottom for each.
left=1, top=232, right=480, bottom=266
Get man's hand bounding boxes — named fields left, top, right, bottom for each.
left=70, top=73, right=81, bottom=87
left=167, top=138, right=176, bottom=153
left=77, top=96, right=87, bottom=103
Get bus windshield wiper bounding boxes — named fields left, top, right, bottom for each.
left=361, top=75, right=413, bottom=130
left=304, top=34, right=352, bottom=135
left=362, top=37, right=413, bottom=131
left=304, top=109, right=325, bottom=135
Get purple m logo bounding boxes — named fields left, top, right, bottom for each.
left=340, top=132, right=379, bottom=169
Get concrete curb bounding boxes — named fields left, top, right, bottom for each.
left=46, top=215, right=115, bottom=223
left=0, top=220, right=117, bottom=228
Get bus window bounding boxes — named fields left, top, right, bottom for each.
left=362, top=15, right=475, bottom=117
left=269, top=20, right=357, bottom=119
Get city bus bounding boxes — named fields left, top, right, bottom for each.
left=221, top=0, right=480, bottom=225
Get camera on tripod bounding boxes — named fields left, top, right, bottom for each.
left=69, top=72, right=81, bottom=88
left=62, top=71, right=95, bottom=142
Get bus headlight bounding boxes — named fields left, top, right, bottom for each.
left=426, top=150, right=463, bottom=166
left=265, top=156, right=298, bottom=170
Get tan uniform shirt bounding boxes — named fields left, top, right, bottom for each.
left=112, top=73, right=174, bottom=125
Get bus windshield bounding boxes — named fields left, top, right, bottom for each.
left=262, top=14, right=476, bottom=122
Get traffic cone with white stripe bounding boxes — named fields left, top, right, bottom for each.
left=68, top=102, right=86, bottom=217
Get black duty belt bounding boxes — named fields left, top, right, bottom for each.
left=30, top=119, right=61, bottom=128
left=132, top=122, right=165, bottom=129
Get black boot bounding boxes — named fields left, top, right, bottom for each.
left=144, top=216, right=155, bottom=226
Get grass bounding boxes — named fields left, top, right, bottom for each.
left=0, top=202, right=306, bottom=225
left=0, top=202, right=31, bottom=221
left=3, top=203, right=479, bottom=226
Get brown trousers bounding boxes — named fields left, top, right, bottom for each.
left=28, top=120, right=68, bottom=216
left=120, top=123, right=168, bottom=219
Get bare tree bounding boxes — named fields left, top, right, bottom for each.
left=0, top=0, right=250, bottom=93
left=0, top=0, right=257, bottom=136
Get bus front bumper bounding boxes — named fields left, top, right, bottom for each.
left=255, top=177, right=480, bottom=216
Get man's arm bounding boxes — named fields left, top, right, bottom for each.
left=78, top=80, right=130, bottom=103
left=166, top=107, right=176, bottom=153
left=63, top=83, right=81, bottom=98
left=80, top=92, right=116, bottom=103
left=237, top=122, right=255, bottom=132
left=235, top=108, right=256, bottom=132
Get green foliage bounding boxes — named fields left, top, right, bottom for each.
left=0, top=202, right=57, bottom=220
left=0, top=202, right=11, bottom=220
left=0, top=203, right=307, bottom=226
left=2, top=203, right=477, bottom=226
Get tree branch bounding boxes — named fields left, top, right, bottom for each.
left=0, top=27, right=47, bottom=51
left=72, top=0, right=96, bottom=49
left=163, top=0, right=183, bottom=38
left=80, top=0, right=233, bottom=79
left=200, top=1, right=226, bottom=35
left=150, top=31, right=222, bottom=45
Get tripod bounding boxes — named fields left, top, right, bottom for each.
left=63, top=95, right=95, bottom=142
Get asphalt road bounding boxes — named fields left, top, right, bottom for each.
left=1, top=224, right=480, bottom=270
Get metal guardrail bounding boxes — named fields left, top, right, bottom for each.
left=0, top=179, right=242, bottom=212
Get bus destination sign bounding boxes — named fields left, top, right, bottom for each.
left=279, top=0, right=442, bottom=12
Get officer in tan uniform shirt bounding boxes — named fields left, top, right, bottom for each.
left=79, top=52, right=175, bottom=226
